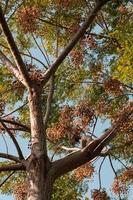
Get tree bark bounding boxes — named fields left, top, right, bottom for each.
left=26, top=156, right=53, bottom=200
left=27, top=85, right=51, bottom=200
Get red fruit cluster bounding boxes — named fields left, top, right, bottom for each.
left=117, top=5, right=127, bottom=13
left=74, top=163, right=94, bottom=181
left=13, top=80, right=25, bottom=96
left=85, top=35, right=97, bottom=49
left=68, top=23, right=80, bottom=36
left=13, top=182, right=28, bottom=200
left=47, top=105, right=74, bottom=141
left=104, top=78, right=123, bottom=96
left=75, top=101, right=94, bottom=128
left=56, top=0, right=70, bottom=8
left=17, top=6, right=41, bottom=33
left=89, top=63, right=102, bottom=78
left=70, top=49, right=83, bottom=67
left=112, top=101, right=133, bottom=130
left=0, top=100, right=5, bottom=115
left=47, top=102, right=95, bottom=143
left=120, top=167, right=133, bottom=182
left=112, top=167, right=133, bottom=196
left=91, top=189, right=110, bottom=200
left=27, top=64, right=44, bottom=83
left=96, top=100, right=109, bottom=115
left=111, top=179, right=127, bottom=195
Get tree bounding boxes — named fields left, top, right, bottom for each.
left=0, top=0, right=133, bottom=200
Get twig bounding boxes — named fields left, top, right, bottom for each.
left=40, top=38, right=51, bottom=66
left=2, top=101, right=28, bottom=118
left=6, top=1, right=24, bottom=22
left=92, top=116, right=98, bottom=136
left=22, top=51, right=47, bottom=68
left=51, top=148, right=61, bottom=162
left=110, top=154, right=128, bottom=170
left=0, top=171, right=15, bottom=188
left=39, top=18, right=68, bottom=30
left=109, top=156, right=122, bottom=200
left=32, top=34, right=50, bottom=67
left=0, top=42, right=47, bottom=68
left=0, top=120, right=24, bottom=159
left=100, top=12, right=109, bottom=31
left=98, top=157, right=106, bottom=190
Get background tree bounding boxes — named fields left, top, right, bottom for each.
left=0, top=0, right=133, bottom=200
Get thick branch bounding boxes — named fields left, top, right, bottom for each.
left=0, top=119, right=24, bottom=159
left=0, top=163, right=26, bottom=172
left=42, top=0, right=110, bottom=84
left=51, top=102, right=132, bottom=179
left=0, top=6, right=31, bottom=88
left=0, top=153, right=21, bottom=163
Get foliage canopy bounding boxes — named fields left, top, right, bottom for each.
left=0, top=0, right=133, bottom=200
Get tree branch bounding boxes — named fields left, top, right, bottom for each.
left=0, top=163, right=26, bottom=172
left=0, top=118, right=30, bottom=132
left=0, top=119, right=24, bottom=159
left=32, top=34, right=50, bottom=67
left=0, top=50, right=27, bottom=86
left=0, top=6, right=31, bottom=88
left=43, top=75, right=54, bottom=130
left=98, top=157, right=106, bottom=190
left=2, top=101, right=28, bottom=118
left=0, top=43, right=48, bottom=69
left=109, top=156, right=122, bottom=200
left=0, top=153, right=21, bottom=163
left=60, top=146, right=81, bottom=152
left=42, top=0, right=110, bottom=84
left=0, top=171, right=15, bottom=188
left=51, top=102, right=132, bottom=179
left=39, top=18, right=68, bottom=30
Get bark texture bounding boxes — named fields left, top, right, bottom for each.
left=27, top=86, right=51, bottom=200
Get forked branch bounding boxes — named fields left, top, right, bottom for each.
left=42, top=0, right=110, bottom=84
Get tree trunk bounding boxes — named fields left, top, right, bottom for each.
left=27, top=86, right=52, bottom=200
left=27, top=158, right=54, bottom=200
